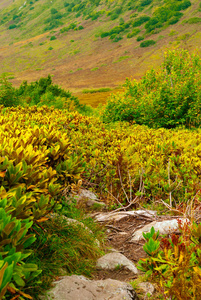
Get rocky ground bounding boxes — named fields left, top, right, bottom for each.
left=40, top=189, right=189, bottom=300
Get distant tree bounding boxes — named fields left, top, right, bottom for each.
left=51, top=8, right=58, bottom=14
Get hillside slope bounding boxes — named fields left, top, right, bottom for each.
left=0, top=0, right=201, bottom=91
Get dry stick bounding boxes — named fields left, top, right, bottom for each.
left=128, top=170, right=132, bottom=203
left=108, top=196, right=140, bottom=213
left=184, top=191, right=200, bottom=220
left=105, top=225, right=122, bottom=232
left=108, top=167, right=145, bottom=213
left=107, top=189, right=124, bottom=209
left=35, top=221, right=47, bottom=232
left=118, top=164, right=129, bottom=203
left=85, top=163, right=109, bottom=187
left=139, top=169, right=142, bottom=193
left=168, top=158, right=172, bottom=207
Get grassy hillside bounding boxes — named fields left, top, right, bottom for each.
left=1, top=49, right=201, bottom=299
left=0, top=0, right=201, bottom=95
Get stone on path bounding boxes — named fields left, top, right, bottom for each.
left=96, top=252, right=138, bottom=274
left=77, top=189, right=106, bottom=209
left=138, top=282, right=155, bottom=296
left=40, top=275, right=139, bottom=300
left=131, top=218, right=189, bottom=242
left=66, top=188, right=106, bottom=209
left=95, top=210, right=157, bottom=222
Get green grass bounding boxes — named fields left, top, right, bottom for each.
left=0, top=0, right=200, bottom=96
left=82, top=87, right=112, bottom=93
left=113, top=55, right=130, bottom=63
left=26, top=198, right=105, bottom=299
left=91, top=67, right=99, bottom=71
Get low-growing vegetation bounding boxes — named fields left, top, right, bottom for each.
left=140, top=39, right=156, bottom=47
left=1, top=48, right=201, bottom=299
left=103, top=49, right=201, bottom=128
left=138, top=223, right=201, bottom=299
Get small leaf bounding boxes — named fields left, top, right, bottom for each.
left=37, top=217, right=49, bottom=223
left=13, top=274, right=25, bottom=287
left=18, top=290, right=33, bottom=299
left=0, top=171, right=6, bottom=178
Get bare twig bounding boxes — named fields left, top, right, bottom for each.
left=107, top=189, right=124, bottom=209
left=105, top=225, right=122, bottom=232
left=110, top=196, right=139, bottom=213
left=118, top=164, right=129, bottom=203
left=128, top=170, right=132, bottom=203
left=168, top=158, right=172, bottom=207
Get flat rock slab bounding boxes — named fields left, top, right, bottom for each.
left=95, top=210, right=156, bottom=222
left=131, top=218, right=189, bottom=242
left=40, top=275, right=139, bottom=300
left=76, top=188, right=99, bottom=201
left=138, top=282, right=155, bottom=296
left=96, top=252, right=138, bottom=274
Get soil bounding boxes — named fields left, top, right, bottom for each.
left=92, top=215, right=150, bottom=282
left=91, top=212, right=180, bottom=299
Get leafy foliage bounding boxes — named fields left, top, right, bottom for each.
left=145, top=0, right=190, bottom=33
left=140, top=39, right=156, bottom=47
left=102, top=49, right=201, bottom=128
left=0, top=76, right=19, bottom=107
left=138, top=223, right=201, bottom=299
left=0, top=101, right=94, bottom=298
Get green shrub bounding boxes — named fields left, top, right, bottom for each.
left=138, top=223, right=201, bottom=299
left=0, top=202, right=40, bottom=299
left=44, top=19, right=63, bottom=31
left=140, top=40, right=156, bottom=48
left=136, top=35, right=144, bottom=41
left=60, top=22, right=77, bottom=33
left=112, top=36, right=123, bottom=43
left=50, top=35, right=56, bottom=40
left=103, top=49, right=201, bottom=129
left=0, top=76, right=19, bottom=107
left=110, top=6, right=122, bottom=20
left=186, top=17, right=201, bottom=24
left=100, top=23, right=130, bottom=40
left=145, top=17, right=162, bottom=32
left=140, top=39, right=156, bottom=47
left=133, top=15, right=150, bottom=27
left=8, top=24, right=17, bottom=29
left=127, top=29, right=140, bottom=38
left=51, top=8, right=58, bottom=14
left=119, top=18, right=124, bottom=25
left=140, top=0, right=153, bottom=6
left=12, top=15, right=19, bottom=20
left=176, top=0, right=191, bottom=11
left=100, top=31, right=109, bottom=38
left=110, top=13, right=119, bottom=20
left=168, top=16, right=180, bottom=25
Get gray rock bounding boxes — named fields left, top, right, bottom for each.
left=131, top=218, right=189, bottom=242
left=85, top=199, right=106, bottom=209
left=65, top=188, right=106, bottom=210
left=138, top=282, right=155, bottom=296
left=96, top=252, right=138, bottom=274
left=77, top=188, right=99, bottom=201
left=40, top=275, right=139, bottom=300
left=95, top=210, right=156, bottom=222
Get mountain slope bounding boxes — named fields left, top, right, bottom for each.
left=0, top=0, right=201, bottom=91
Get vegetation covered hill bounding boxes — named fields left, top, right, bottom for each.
left=0, top=49, right=201, bottom=299
left=0, top=0, right=201, bottom=93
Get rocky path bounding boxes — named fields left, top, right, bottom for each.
left=40, top=189, right=188, bottom=300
